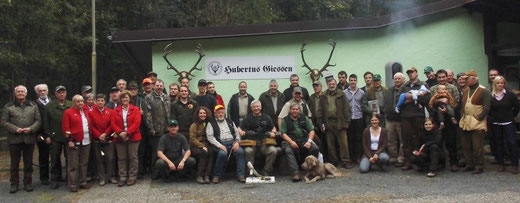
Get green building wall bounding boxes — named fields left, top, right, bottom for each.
left=152, top=8, right=487, bottom=104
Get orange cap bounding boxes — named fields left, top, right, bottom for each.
left=142, top=78, right=153, bottom=84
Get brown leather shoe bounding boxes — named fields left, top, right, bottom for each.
left=497, top=165, right=505, bottom=172
left=472, top=168, right=483, bottom=174
left=196, top=176, right=205, bottom=184
left=237, top=176, right=246, bottom=183
left=511, top=166, right=519, bottom=174
left=401, top=164, right=412, bottom=171
left=212, top=177, right=219, bottom=184
left=117, top=180, right=126, bottom=187
left=79, top=184, right=91, bottom=189
left=126, top=180, right=136, bottom=186
left=292, top=173, right=301, bottom=182
left=70, top=186, right=78, bottom=192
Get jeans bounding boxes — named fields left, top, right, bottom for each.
left=359, top=152, right=389, bottom=173
left=213, top=141, right=245, bottom=177
left=491, top=123, right=518, bottom=166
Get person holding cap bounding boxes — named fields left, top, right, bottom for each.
left=44, top=85, right=72, bottom=189
left=194, top=79, right=217, bottom=112
left=61, top=94, right=93, bottom=192
left=111, top=90, right=142, bottom=186
left=361, top=74, right=390, bottom=127
left=206, top=105, right=245, bottom=184
left=106, top=87, right=121, bottom=109
left=154, top=119, right=196, bottom=182
left=459, top=70, right=491, bottom=174
left=424, top=66, right=438, bottom=88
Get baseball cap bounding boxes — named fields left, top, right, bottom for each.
left=167, top=119, right=179, bottom=126
left=293, top=87, right=303, bottom=94
left=373, top=74, right=382, bottom=81
left=142, top=78, right=152, bottom=85
left=462, top=70, right=478, bottom=78
left=198, top=79, right=207, bottom=86
left=81, top=85, right=92, bottom=93
left=312, top=80, right=321, bottom=86
left=147, top=71, right=157, bottom=77
left=55, top=85, right=66, bottom=92
left=128, top=81, right=138, bottom=89
left=406, top=67, right=417, bottom=74
left=109, top=86, right=120, bottom=93
left=423, top=66, right=434, bottom=74
left=214, top=104, right=225, bottom=112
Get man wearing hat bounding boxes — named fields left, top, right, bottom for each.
left=424, top=66, right=438, bottom=88
left=317, top=77, right=352, bottom=168
left=193, top=79, right=217, bottom=112
left=362, top=74, right=390, bottom=127
left=106, top=87, right=121, bottom=109
left=206, top=105, right=246, bottom=183
left=345, top=74, right=366, bottom=163
left=459, top=70, right=491, bottom=174
left=127, top=81, right=139, bottom=104
left=258, top=79, right=286, bottom=130
left=277, top=86, right=312, bottom=129
left=398, top=67, right=430, bottom=170
left=154, top=119, right=196, bottom=182
left=147, top=71, right=158, bottom=84
left=80, top=85, right=93, bottom=98
left=136, top=78, right=154, bottom=178
left=44, top=85, right=72, bottom=189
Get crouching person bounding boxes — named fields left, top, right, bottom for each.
left=281, top=103, right=319, bottom=182
left=207, top=105, right=246, bottom=184
left=238, top=100, right=278, bottom=176
left=359, top=115, right=389, bottom=173
left=410, top=118, right=443, bottom=177
left=155, top=119, right=196, bottom=182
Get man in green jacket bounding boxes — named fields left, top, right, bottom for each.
left=44, top=86, right=73, bottom=189
left=1, top=85, right=41, bottom=193
left=362, top=74, right=390, bottom=127
left=317, top=78, right=352, bottom=168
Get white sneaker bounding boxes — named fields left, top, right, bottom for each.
left=395, top=107, right=400, bottom=113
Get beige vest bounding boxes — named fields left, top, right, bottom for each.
left=459, top=85, right=487, bottom=131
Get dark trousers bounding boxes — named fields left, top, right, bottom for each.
left=138, top=133, right=149, bottom=175
left=50, top=141, right=66, bottom=181
left=37, top=141, right=50, bottom=182
left=282, top=141, right=319, bottom=174
left=93, top=141, right=115, bottom=181
left=66, top=144, right=91, bottom=188
left=191, top=147, right=215, bottom=177
left=148, top=136, right=161, bottom=168
left=348, top=118, right=364, bottom=161
left=461, top=130, right=486, bottom=169
left=491, top=123, right=519, bottom=166
left=9, top=144, right=35, bottom=186
left=401, top=116, right=425, bottom=164
left=87, top=142, right=97, bottom=178
left=154, top=157, right=196, bottom=179
left=442, top=121, right=458, bottom=165
left=410, top=144, right=443, bottom=171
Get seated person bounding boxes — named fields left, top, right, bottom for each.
left=189, top=107, right=215, bottom=184
left=410, top=118, right=443, bottom=177
left=429, top=84, right=457, bottom=128
left=154, top=119, right=196, bottom=182
left=238, top=100, right=278, bottom=176
left=206, top=105, right=246, bottom=184
left=280, top=103, right=319, bottom=182
left=359, top=115, right=389, bottom=173
left=395, top=84, right=429, bottom=113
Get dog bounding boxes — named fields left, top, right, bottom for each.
left=301, top=155, right=342, bottom=184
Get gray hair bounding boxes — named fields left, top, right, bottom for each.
left=289, top=102, right=300, bottom=110
left=269, top=79, right=278, bottom=85
left=393, top=72, right=404, bottom=79
left=14, top=85, right=27, bottom=94
left=117, top=79, right=127, bottom=85
left=250, top=100, right=261, bottom=108
left=72, top=94, right=83, bottom=102
left=34, top=84, right=48, bottom=93
left=84, top=93, right=94, bottom=99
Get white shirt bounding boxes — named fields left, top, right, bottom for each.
left=80, top=110, right=91, bottom=145
left=39, top=97, right=50, bottom=105
left=370, top=130, right=380, bottom=151
left=122, top=107, right=128, bottom=131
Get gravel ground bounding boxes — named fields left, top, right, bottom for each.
left=1, top=159, right=519, bottom=202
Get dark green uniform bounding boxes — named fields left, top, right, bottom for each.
left=43, top=100, right=72, bottom=182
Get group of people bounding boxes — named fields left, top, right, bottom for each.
left=2, top=67, right=518, bottom=194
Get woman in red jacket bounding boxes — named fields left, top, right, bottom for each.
left=111, top=90, right=142, bottom=187
left=62, top=94, right=93, bottom=192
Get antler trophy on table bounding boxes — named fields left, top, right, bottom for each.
left=300, top=39, right=337, bottom=82
left=162, top=43, right=205, bottom=82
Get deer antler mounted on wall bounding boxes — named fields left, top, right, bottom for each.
left=300, top=39, right=337, bottom=82
left=163, top=43, right=205, bottom=81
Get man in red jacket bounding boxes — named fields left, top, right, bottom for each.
left=89, top=94, right=116, bottom=185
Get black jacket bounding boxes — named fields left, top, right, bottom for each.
left=227, top=93, right=255, bottom=126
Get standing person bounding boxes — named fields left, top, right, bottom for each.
left=283, top=74, right=310, bottom=102
left=280, top=103, right=319, bottom=182
left=238, top=100, right=277, bottom=176
left=486, top=68, right=500, bottom=163
left=83, top=93, right=95, bottom=112
left=144, top=79, right=170, bottom=179
left=44, top=85, right=72, bottom=189
left=360, top=71, right=373, bottom=92
left=317, top=78, right=352, bottom=168
left=106, top=87, right=121, bottom=109
left=34, top=84, right=51, bottom=185
left=455, top=72, right=467, bottom=167
left=446, top=69, right=455, bottom=85
left=61, top=95, right=92, bottom=192
left=362, top=74, right=389, bottom=127
left=359, top=115, right=389, bottom=173
left=207, top=82, right=225, bottom=106
left=410, top=118, right=443, bottom=177
left=179, top=77, right=197, bottom=99
left=168, top=83, right=179, bottom=103
left=258, top=79, right=285, bottom=130
left=429, top=69, right=460, bottom=172
left=228, top=81, right=255, bottom=126
left=193, top=79, right=217, bottom=112
left=337, top=71, right=349, bottom=90
left=345, top=74, right=365, bottom=164
left=80, top=85, right=93, bottom=98
left=136, top=78, right=153, bottom=178
left=424, top=66, right=438, bottom=88
left=189, top=107, right=215, bottom=184
left=1, top=85, right=41, bottom=194
left=128, top=81, right=140, bottom=105
left=459, top=70, right=491, bottom=174
left=89, top=94, right=116, bottom=185
left=154, top=120, right=196, bottom=182
left=487, top=68, right=499, bottom=90
left=111, top=90, right=142, bottom=186
left=117, top=79, right=127, bottom=91
left=278, top=87, right=312, bottom=128
left=206, top=105, right=246, bottom=184
left=171, top=86, right=199, bottom=138
left=489, top=76, right=519, bottom=174
left=147, top=71, right=158, bottom=84
left=309, top=80, right=326, bottom=159
left=399, top=67, right=430, bottom=171
left=384, top=72, right=405, bottom=166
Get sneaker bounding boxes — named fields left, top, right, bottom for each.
left=99, top=180, right=106, bottom=186
left=204, top=176, right=210, bottom=184
left=395, top=107, right=400, bottom=113
left=212, top=177, right=220, bottom=184
left=196, top=176, right=204, bottom=184
left=292, top=173, right=301, bottom=182
left=9, top=185, right=18, bottom=194
left=427, top=171, right=436, bottom=177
